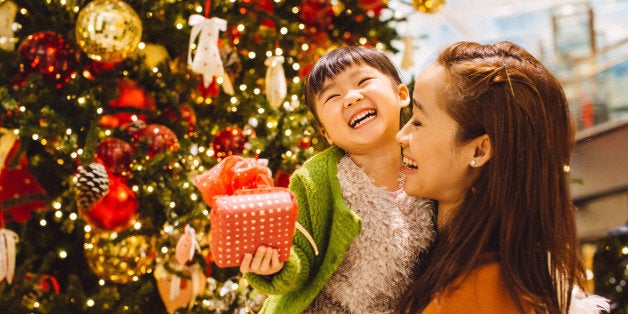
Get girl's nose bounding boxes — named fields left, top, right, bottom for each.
left=343, top=90, right=363, bottom=107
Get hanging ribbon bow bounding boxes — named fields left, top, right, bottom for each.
left=0, top=228, right=18, bottom=284
left=187, top=15, right=228, bottom=90
left=264, top=55, right=287, bottom=109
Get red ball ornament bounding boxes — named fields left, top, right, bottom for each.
left=81, top=177, right=138, bottom=231
left=96, top=138, right=134, bottom=177
left=211, top=126, right=248, bottom=158
left=359, top=0, right=387, bottom=16
left=17, top=31, right=78, bottom=88
left=110, top=79, right=156, bottom=110
left=163, top=105, right=197, bottom=136
left=139, top=124, right=180, bottom=157
left=300, top=0, right=334, bottom=29
left=299, top=136, right=311, bottom=148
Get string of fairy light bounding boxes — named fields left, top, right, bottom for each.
left=4, top=0, right=416, bottom=310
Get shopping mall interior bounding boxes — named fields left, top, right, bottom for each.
left=389, top=0, right=628, bottom=241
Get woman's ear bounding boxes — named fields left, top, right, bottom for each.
left=399, top=84, right=411, bottom=108
left=469, top=134, right=492, bottom=167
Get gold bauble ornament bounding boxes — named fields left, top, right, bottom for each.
left=84, top=229, right=157, bottom=284
left=140, top=43, right=170, bottom=68
left=412, top=0, right=445, bottom=14
left=75, top=0, right=142, bottom=63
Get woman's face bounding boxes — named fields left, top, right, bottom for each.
left=396, top=63, right=479, bottom=223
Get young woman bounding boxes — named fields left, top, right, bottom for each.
left=396, top=41, right=608, bottom=313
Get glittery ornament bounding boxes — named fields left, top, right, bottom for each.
left=211, top=126, right=247, bottom=158
left=80, top=176, right=138, bottom=231
left=264, top=55, right=287, bottom=109
left=412, top=0, right=445, bottom=14
left=17, top=31, right=78, bottom=88
left=95, top=138, right=133, bottom=177
left=75, top=0, right=142, bottom=63
left=138, top=124, right=180, bottom=157
left=84, top=229, right=156, bottom=283
left=300, top=0, right=334, bottom=29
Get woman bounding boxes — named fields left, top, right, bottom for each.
left=396, top=41, right=608, bottom=313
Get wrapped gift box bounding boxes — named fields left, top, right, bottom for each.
left=209, top=188, right=297, bottom=268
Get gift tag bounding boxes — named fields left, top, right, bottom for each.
left=175, top=225, right=199, bottom=265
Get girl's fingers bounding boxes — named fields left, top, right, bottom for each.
left=239, top=253, right=253, bottom=273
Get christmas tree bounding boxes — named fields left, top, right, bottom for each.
left=0, top=0, right=404, bottom=312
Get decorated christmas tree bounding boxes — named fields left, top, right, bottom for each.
left=0, top=0, right=409, bottom=312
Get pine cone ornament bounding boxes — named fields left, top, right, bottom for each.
left=74, top=163, right=110, bottom=211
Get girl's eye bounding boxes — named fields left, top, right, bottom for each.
left=411, top=120, right=422, bottom=127
left=323, top=94, right=340, bottom=104
left=357, top=77, right=372, bottom=85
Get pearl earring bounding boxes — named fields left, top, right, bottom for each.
left=469, top=160, right=477, bottom=167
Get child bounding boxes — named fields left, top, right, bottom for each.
left=240, top=46, right=435, bottom=313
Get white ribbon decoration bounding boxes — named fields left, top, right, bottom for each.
left=264, top=55, right=287, bottom=109
left=188, top=269, right=202, bottom=309
left=187, top=14, right=227, bottom=89
left=0, top=228, right=19, bottom=284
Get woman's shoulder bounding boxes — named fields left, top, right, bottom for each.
left=422, top=262, right=533, bottom=314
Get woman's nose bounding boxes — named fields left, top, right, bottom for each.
left=343, top=90, right=363, bottom=107
left=396, top=123, right=409, bottom=145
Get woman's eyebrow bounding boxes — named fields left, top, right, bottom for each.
left=413, top=98, right=428, bottom=116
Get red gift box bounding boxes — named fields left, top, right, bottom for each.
left=209, top=187, right=298, bottom=268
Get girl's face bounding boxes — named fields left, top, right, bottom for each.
left=314, top=64, right=409, bottom=155
left=396, top=63, right=479, bottom=224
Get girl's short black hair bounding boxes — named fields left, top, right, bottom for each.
left=303, top=46, right=402, bottom=124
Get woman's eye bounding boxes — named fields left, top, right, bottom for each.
left=411, top=120, right=422, bottom=127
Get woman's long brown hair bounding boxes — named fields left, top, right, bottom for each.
left=399, top=41, right=584, bottom=313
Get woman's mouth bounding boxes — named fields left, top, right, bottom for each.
left=402, top=156, right=418, bottom=170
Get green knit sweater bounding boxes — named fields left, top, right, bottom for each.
left=245, top=146, right=362, bottom=313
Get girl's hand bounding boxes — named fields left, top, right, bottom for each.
left=239, top=245, right=284, bottom=275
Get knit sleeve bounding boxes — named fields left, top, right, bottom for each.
left=244, top=169, right=317, bottom=295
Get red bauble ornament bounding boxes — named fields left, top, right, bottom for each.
left=110, top=79, right=156, bottom=110
left=99, top=79, right=155, bottom=128
left=299, top=136, right=311, bottom=148
left=139, top=124, right=180, bottom=157
left=300, top=0, right=334, bottom=29
left=17, top=31, right=78, bottom=88
left=359, top=0, right=387, bottom=16
left=163, top=105, right=197, bottom=135
left=82, top=61, right=119, bottom=80
left=96, top=138, right=133, bottom=177
left=274, top=170, right=291, bottom=188
left=211, top=126, right=248, bottom=158
left=81, top=177, right=138, bottom=231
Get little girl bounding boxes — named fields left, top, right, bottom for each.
left=240, top=46, right=435, bottom=313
